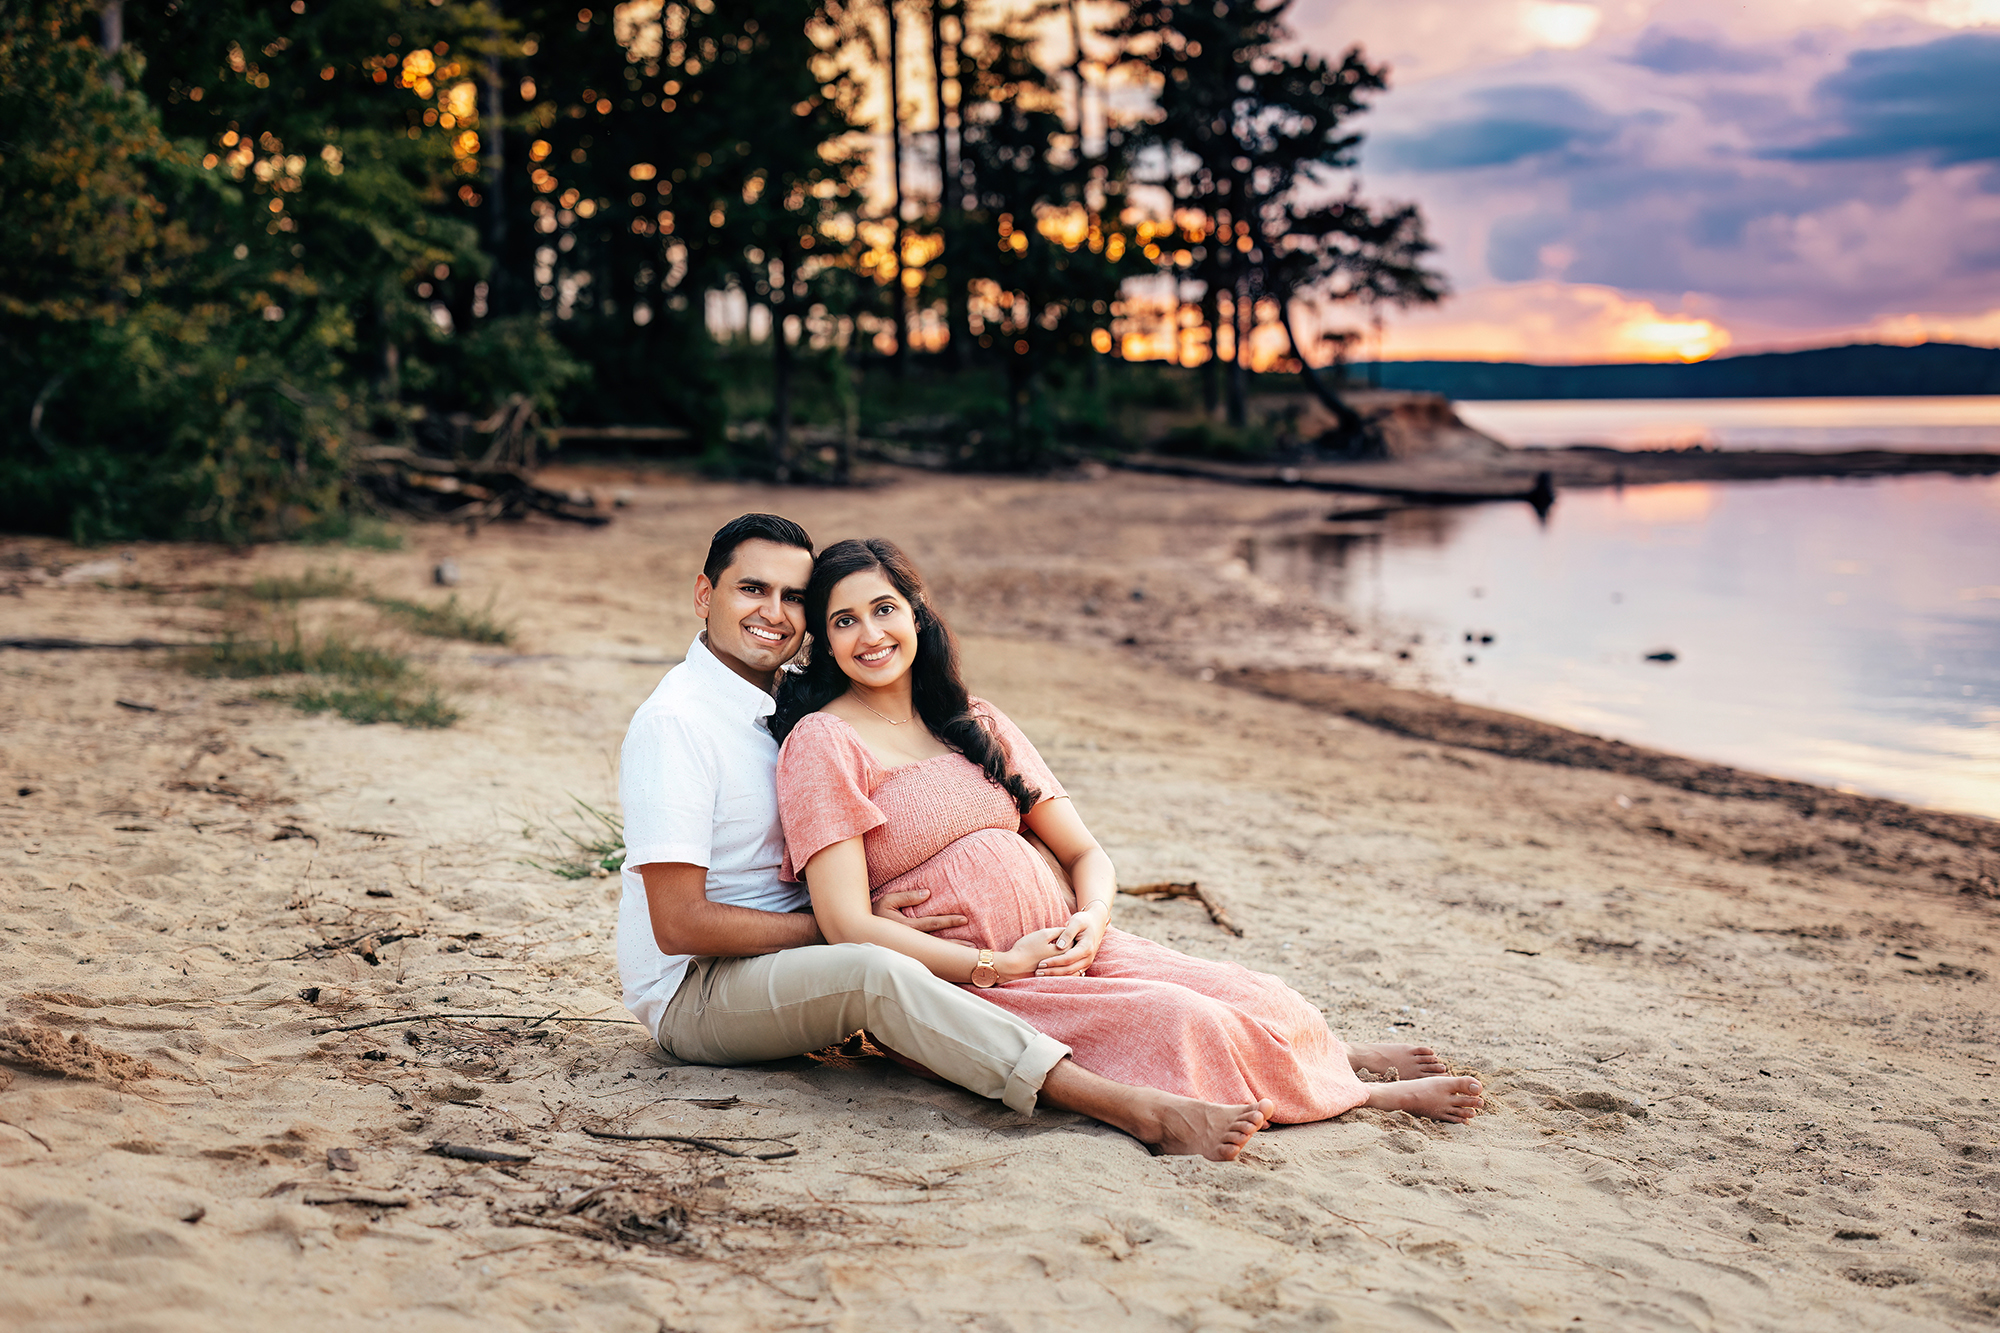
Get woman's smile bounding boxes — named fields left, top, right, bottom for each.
left=823, top=568, right=920, bottom=691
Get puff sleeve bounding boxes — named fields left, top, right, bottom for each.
left=776, top=714, right=887, bottom=881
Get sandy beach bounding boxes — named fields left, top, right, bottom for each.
left=2, top=464, right=1996, bottom=1331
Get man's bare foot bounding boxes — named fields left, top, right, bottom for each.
left=1036, top=1059, right=1273, bottom=1162
left=1363, top=1076, right=1483, bottom=1124
left=1140, top=1093, right=1277, bottom=1161
left=1348, top=1043, right=1451, bottom=1081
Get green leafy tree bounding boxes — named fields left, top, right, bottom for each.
left=126, top=0, right=581, bottom=424
left=0, top=0, right=353, bottom=541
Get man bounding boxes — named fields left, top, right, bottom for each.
left=615, top=513, right=1273, bottom=1160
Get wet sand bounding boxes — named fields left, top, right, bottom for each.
left=2, top=465, right=1996, bottom=1331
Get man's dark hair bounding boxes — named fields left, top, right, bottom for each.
left=702, top=513, right=813, bottom=584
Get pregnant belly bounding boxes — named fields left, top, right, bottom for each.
left=873, top=828, right=1072, bottom=952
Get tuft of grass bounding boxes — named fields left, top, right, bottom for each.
left=524, top=799, right=626, bottom=880
left=301, top=513, right=406, bottom=551
left=369, top=593, right=514, bottom=646
left=199, top=566, right=359, bottom=608
left=201, top=564, right=362, bottom=604
left=247, top=567, right=357, bottom=602
left=182, top=629, right=411, bottom=682
left=178, top=623, right=457, bottom=730
left=286, top=684, right=460, bottom=728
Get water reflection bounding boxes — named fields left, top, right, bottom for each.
left=1250, top=474, right=2000, bottom=818
left=1458, top=396, right=2000, bottom=453
left=1249, top=508, right=1468, bottom=603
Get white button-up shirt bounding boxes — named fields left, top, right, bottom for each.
left=616, top=633, right=809, bottom=1040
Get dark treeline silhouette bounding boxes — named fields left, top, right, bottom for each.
left=1, top=0, right=1438, bottom=541
left=1366, top=344, right=2000, bottom=401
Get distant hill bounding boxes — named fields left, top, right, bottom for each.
left=1359, top=342, right=2000, bottom=400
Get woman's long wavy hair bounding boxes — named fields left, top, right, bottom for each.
left=770, top=538, right=1041, bottom=815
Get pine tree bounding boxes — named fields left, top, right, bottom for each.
left=659, top=0, right=863, bottom=475
left=954, top=6, right=1130, bottom=464
left=1113, top=0, right=1440, bottom=442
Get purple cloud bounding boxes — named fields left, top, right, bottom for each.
left=1626, top=28, right=1780, bottom=77
left=1348, top=16, right=2000, bottom=348
left=1775, top=32, right=2000, bottom=167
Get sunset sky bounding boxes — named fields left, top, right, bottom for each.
left=1285, top=0, right=2000, bottom=361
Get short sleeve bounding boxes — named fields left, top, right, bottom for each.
left=776, top=715, right=887, bottom=881
left=970, top=699, right=1067, bottom=806
left=619, top=710, right=719, bottom=870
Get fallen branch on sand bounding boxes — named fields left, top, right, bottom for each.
left=582, top=1126, right=800, bottom=1161
left=265, top=1181, right=412, bottom=1206
left=286, top=929, right=424, bottom=966
left=1, top=637, right=215, bottom=652
left=429, top=1141, right=535, bottom=1164
left=314, top=1010, right=644, bottom=1034
left=1118, top=880, right=1244, bottom=936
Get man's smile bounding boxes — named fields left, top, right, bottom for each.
left=744, top=624, right=788, bottom=644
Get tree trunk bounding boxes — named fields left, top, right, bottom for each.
left=946, top=7, right=971, bottom=366
left=1226, top=275, right=1249, bottom=428
left=932, top=0, right=967, bottom=369
left=770, top=303, right=794, bottom=483
left=100, top=0, right=123, bottom=89
left=836, top=320, right=858, bottom=485
left=1007, top=354, right=1028, bottom=462
left=1066, top=0, right=1087, bottom=141
left=1199, top=285, right=1220, bottom=417
left=484, top=20, right=507, bottom=301
left=884, top=0, right=910, bottom=374
left=1278, top=299, right=1372, bottom=454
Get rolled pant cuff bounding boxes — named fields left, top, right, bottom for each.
left=1002, top=1034, right=1071, bottom=1114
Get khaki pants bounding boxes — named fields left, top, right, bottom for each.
left=657, top=942, right=1069, bottom=1114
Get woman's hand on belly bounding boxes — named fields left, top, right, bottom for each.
left=996, top=928, right=1068, bottom=984
left=1035, top=901, right=1110, bottom=977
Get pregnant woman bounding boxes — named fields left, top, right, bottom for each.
left=771, top=538, right=1482, bottom=1130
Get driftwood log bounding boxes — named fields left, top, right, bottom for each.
left=413, top=394, right=544, bottom=469
left=1118, top=880, right=1244, bottom=936
left=354, top=446, right=609, bottom=527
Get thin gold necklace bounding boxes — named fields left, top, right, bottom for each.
left=851, top=693, right=915, bottom=725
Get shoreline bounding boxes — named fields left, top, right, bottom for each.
left=1118, top=443, right=2000, bottom=508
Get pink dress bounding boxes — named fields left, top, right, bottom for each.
left=775, top=700, right=1369, bottom=1122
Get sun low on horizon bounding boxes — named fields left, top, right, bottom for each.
left=1291, top=0, right=2000, bottom=364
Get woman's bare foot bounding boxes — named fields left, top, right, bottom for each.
left=1363, top=1076, right=1483, bottom=1124
left=1348, top=1043, right=1451, bottom=1081
left=1140, top=1093, right=1277, bottom=1161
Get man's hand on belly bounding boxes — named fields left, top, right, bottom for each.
left=873, top=888, right=969, bottom=934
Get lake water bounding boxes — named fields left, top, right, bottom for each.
left=1252, top=472, right=2000, bottom=818
left=1456, top=396, right=2000, bottom=453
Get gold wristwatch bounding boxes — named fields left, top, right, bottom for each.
left=970, top=948, right=1000, bottom=989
